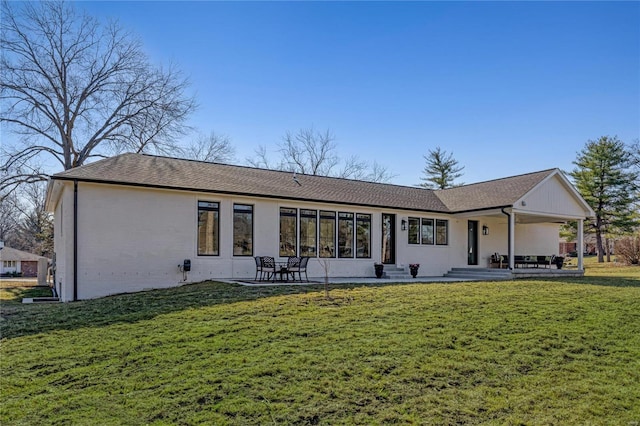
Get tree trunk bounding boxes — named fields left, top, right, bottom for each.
left=596, top=228, right=605, bottom=263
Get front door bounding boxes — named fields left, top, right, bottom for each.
left=382, top=214, right=396, bottom=264
left=468, top=220, right=478, bottom=265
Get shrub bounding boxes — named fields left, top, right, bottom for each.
left=615, top=233, right=640, bottom=265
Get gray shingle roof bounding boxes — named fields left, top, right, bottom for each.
left=0, top=246, right=47, bottom=261
left=434, top=169, right=556, bottom=212
left=50, top=153, right=556, bottom=213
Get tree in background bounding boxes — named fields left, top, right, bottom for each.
left=570, top=136, right=639, bottom=263
left=1, top=0, right=195, bottom=197
left=418, top=147, right=464, bottom=189
left=184, top=131, right=236, bottom=163
left=0, top=192, right=21, bottom=244
left=247, top=127, right=395, bottom=183
left=0, top=182, right=53, bottom=257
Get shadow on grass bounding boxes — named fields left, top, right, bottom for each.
left=0, top=280, right=407, bottom=340
left=543, top=272, right=640, bottom=288
left=2, top=271, right=638, bottom=340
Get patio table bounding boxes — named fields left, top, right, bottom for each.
left=275, top=262, right=291, bottom=282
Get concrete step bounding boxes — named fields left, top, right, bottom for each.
left=445, top=268, right=512, bottom=280
left=378, top=265, right=411, bottom=279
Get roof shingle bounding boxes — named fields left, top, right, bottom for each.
left=51, top=153, right=556, bottom=213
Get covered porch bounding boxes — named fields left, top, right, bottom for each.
left=457, top=206, right=590, bottom=276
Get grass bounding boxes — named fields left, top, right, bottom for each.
left=1, top=261, right=639, bottom=425
left=0, top=279, right=52, bottom=304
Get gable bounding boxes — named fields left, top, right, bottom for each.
left=434, top=169, right=556, bottom=212
left=517, top=172, right=594, bottom=219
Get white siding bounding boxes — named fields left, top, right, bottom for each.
left=514, top=223, right=561, bottom=255
left=54, top=184, right=75, bottom=301
left=52, top=181, right=570, bottom=301
left=520, top=175, right=588, bottom=218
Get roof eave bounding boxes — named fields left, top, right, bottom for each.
left=51, top=175, right=451, bottom=214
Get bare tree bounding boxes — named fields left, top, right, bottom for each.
left=0, top=182, right=53, bottom=256
left=13, top=182, right=54, bottom=257
left=0, top=1, right=196, bottom=196
left=183, top=131, right=236, bottom=163
left=280, top=127, right=339, bottom=175
left=246, top=126, right=395, bottom=183
left=0, top=191, right=21, bottom=243
left=339, top=158, right=395, bottom=183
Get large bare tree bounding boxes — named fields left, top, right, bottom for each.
left=247, top=127, right=395, bottom=183
left=0, top=0, right=196, bottom=196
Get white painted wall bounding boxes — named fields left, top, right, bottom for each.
left=53, top=184, right=74, bottom=301
left=514, top=223, right=561, bottom=255
left=53, top=181, right=566, bottom=301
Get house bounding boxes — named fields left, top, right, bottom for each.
left=0, top=243, right=48, bottom=278
left=45, top=153, right=594, bottom=302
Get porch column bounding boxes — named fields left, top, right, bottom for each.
left=577, top=219, right=584, bottom=270
left=509, top=212, right=515, bottom=269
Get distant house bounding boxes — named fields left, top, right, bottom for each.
left=45, top=154, right=595, bottom=302
left=0, top=243, right=47, bottom=277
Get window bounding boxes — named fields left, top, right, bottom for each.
left=280, top=207, right=297, bottom=257
left=233, top=204, right=253, bottom=256
left=356, top=214, right=371, bottom=258
left=197, top=201, right=219, bottom=256
left=3, top=260, right=16, bottom=268
left=319, top=210, right=336, bottom=258
left=436, top=219, right=448, bottom=245
left=300, top=209, right=317, bottom=257
left=421, top=219, right=434, bottom=245
left=408, top=217, right=442, bottom=245
left=408, top=217, right=420, bottom=244
left=338, top=212, right=354, bottom=258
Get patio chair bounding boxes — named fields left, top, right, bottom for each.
left=288, top=256, right=309, bottom=282
left=491, top=253, right=509, bottom=269
left=286, top=256, right=301, bottom=282
left=254, top=256, right=263, bottom=281
left=260, top=256, right=276, bottom=282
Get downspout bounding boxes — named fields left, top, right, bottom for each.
left=501, top=207, right=512, bottom=270
left=73, top=180, right=78, bottom=302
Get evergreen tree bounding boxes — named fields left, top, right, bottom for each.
left=418, top=147, right=464, bottom=189
left=570, top=136, right=639, bottom=263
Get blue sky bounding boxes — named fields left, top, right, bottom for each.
left=80, top=1, right=639, bottom=186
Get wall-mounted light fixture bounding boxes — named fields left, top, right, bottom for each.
left=482, top=225, right=489, bottom=235
left=401, top=219, right=407, bottom=231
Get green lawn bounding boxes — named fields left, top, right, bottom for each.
left=1, top=262, right=639, bottom=425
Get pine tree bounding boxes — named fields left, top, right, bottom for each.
left=570, top=136, right=639, bottom=262
left=418, top=147, right=464, bottom=189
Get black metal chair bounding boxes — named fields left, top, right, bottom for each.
left=286, top=256, right=301, bottom=282
left=260, top=256, right=276, bottom=282
left=288, top=256, right=309, bottom=282
left=299, top=257, right=310, bottom=282
left=254, top=256, right=263, bottom=281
